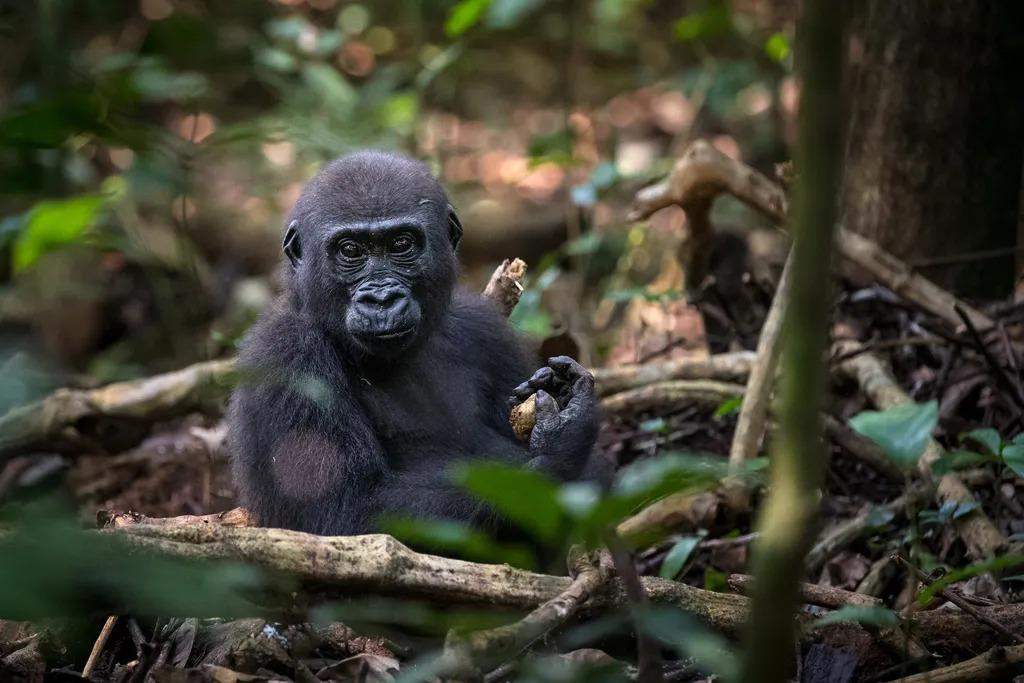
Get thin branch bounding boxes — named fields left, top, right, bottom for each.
left=893, top=553, right=1024, bottom=645
left=81, top=615, right=118, bottom=679
left=438, top=547, right=612, bottom=679
left=884, top=644, right=1024, bottom=683
left=727, top=574, right=882, bottom=609
left=728, top=249, right=794, bottom=474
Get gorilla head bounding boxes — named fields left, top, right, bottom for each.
left=281, top=151, right=463, bottom=360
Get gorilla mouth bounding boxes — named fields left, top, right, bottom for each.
left=375, top=326, right=416, bottom=340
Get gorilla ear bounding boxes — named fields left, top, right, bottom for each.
left=446, top=205, right=463, bottom=249
left=283, top=220, right=302, bottom=269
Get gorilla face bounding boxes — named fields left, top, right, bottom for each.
left=334, top=222, right=426, bottom=356
left=281, top=151, right=462, bottom=361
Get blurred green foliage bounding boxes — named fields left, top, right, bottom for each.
left=0, top=497, right=270, bottom=619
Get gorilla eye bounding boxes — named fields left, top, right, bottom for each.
left=390, top=234, right=415, bottom=254
left=338, top=240, right=363, bottom=259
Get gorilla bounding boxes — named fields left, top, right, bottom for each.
left=227, top=150, right=601, bottom=536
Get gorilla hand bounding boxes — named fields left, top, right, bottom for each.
left=511, top=356, right=599, bottom=480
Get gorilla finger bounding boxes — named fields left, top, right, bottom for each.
left=534, top=390, right=561, bottom=422
left=512, top=382, right=538, bottom=401
left=526, top=366, right=556, bottom=390
left=548, top=356, right=594, bottom=386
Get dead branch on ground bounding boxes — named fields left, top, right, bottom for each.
left=834, top=337, right=1007, bottom=560
left=438, top=547, right=612, bottom=679
left=94, top=521, right=1024, bottom=665
left=886, top=644, right=1024, bottom=683
left=727, top=574, right=882, bottom=609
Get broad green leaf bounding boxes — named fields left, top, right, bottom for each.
left=455, top=462, right=563, bottom=544
left=962, top=427, right=1001, bottom=455
left=848, top=400, right=938, bottom=470
left=613, top=452, right=724, bottom=499
left=810, top=605, right=897, bottom=630
left=12, top=195, right=105, bottom=272
left=659, top=535, right=701, bottom=580
left=1001, top=444, right=1024, bottom=478
left=445, top=0, right=492, bottom=37
left=932, top=450, right=996, bottom=476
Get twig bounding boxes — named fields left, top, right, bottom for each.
left=438, top=547, right=612, bottom=679
left=728, top=248, right=793, bottom=474
left=806, top=484, right=932, bottom=574
left=593, top=351, right=755, bottom=396
left=607, top=534, right=663, bottom=683
left=822, top=414, right=906, bottom=482
left=98, top=506, right=252, bottom=529
left=81, top=615, right=118, bottom=679
left=892, top=553, right=1024, bottom=645
left=954, top=305, right=1024, bottom=419
left=727, top=574, right=881, bottom=609
left=483, top=258, right=528, bottom=317
left=599, top=380, right=744, bottom=416
left=882, top=644, right=1024, bottom=683
left=835, top=229, right=993, bottom=332
left=0, top=358, right=237, bottom=460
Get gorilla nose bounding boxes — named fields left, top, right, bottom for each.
left=354, top=281, right=406, bottom=310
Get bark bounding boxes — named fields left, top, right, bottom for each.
left=842, top=1, right=1024, bottom=296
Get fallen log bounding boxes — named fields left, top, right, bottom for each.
left=96, top=521, right=1024, bottom=663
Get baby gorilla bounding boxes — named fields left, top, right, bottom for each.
left=227, top=151, right=602, bottom=535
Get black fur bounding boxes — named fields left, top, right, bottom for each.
left=227, top=151, right=601, bottom=535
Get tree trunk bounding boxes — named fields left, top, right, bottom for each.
left=841, top=2, right=1024, bottom=296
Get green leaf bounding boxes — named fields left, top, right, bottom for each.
left=703, top=567, right=728, bottom=592
left=659, top=536, right=701, bottom=580
left=764, top=32, right=791, bottom=63
left=445, top=0, right=493, bottom=37
left=613, top=453, right=724, bottom=499
left=918, top=554, right=1024, bottom=605
left=932, top=450, right=996, bottom=476
left=848, top=400, right=938, bottom=470
left=1001, top=444, right=1024, bottom=478
left=810, top=605, right=898, bottom=630
left=673, top=2, right=731, bottom=43
left=12, top=195, right=105, bottom=273
left=962, top=427, right=1001, bottom=455
left=713, top=396, right=742, bottom=418
left=455, top=462, right=564, bottom=544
